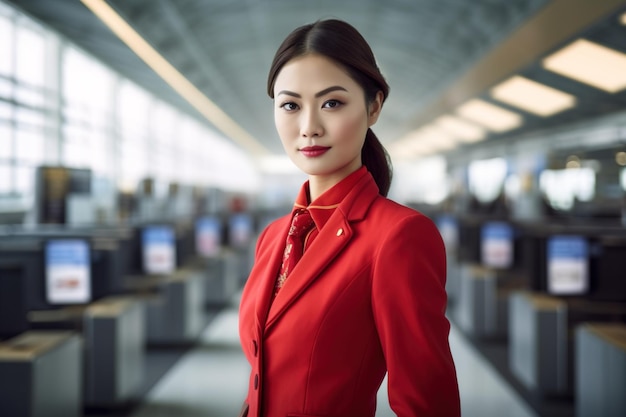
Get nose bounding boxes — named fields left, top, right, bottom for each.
left=300, top=108, right=324, bottom=138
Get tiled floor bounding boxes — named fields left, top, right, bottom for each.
left=128, top=294, right=538, bottom=417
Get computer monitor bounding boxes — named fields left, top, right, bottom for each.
left=436, top=214, right=459, bottom=255
left=141, top=224, right=176, bottom=275
left=546, top=235, right=589, bottom=295
left=480, top=221, right=514, bottom=269
left=44, top=239, right=92, bottom=305
left=195, top=216, right=222, bottom=258
left=228, top=213, right=253, bottom=249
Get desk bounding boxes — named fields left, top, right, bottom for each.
left=576, top=323, right=626, bottom=417
left=0, top=330, right=82, bottom=417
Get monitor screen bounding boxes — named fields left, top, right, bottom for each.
left=229, top=213, right=253, bottom=249
left=142, top=225, right=176, bottom=275
left=480, top=221, right=514, bottom=269
left=45, top=239, right=92, bottom=305
left=436, top=214, right=459, bottom=254
left=546, top=235, right=589, bottom=295
left=195, top=216, right=222, bottom=258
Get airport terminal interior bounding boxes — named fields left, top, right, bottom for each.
left=1, top=0, right=626, bottom=416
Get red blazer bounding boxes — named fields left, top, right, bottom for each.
left=239, top=171, right=460, bottom=417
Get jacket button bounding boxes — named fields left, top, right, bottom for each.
left=253, top=340, right=258, bottom=357
left=254, top=374, right=259, bottom=389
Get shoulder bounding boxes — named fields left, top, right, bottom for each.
left=365, top=196, right=443, bottom=245
left=371, top=196, right=436, bottom=226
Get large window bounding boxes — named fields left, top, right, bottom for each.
left=62, top=45, right=116, bottom=176
left=0, top=11, right=13, bottom=92
left=0, top=7, right=50, bottom=203
left=0, top=0, right=260, bottom=217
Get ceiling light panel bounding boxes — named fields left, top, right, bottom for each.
left=491, top=75, right=577, bottom=117
left=543, top=39, right=626, bottom=93
left=621, top=12, right=626, bottom=25
left=391, top=125, right=458, bottom=159
left=456, top=99, right=523, bottom=132
left=416, top=125, right=459, bottom=151
left=388, top=138, right=434, bottom=160
left=434, top=115, right=486, bottom=142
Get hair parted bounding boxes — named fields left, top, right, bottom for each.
left=267, top=19, right=393, bottom=196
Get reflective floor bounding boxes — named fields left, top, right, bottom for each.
left=125, top=293, right=538, bottom=417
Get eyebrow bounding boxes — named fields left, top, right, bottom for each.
left=276, top=85, right=348, bottom=98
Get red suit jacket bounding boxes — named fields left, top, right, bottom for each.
left=239, top=171, right=460, bottom=417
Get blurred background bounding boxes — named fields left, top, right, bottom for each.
left=0, top=1, right=625, bottom=416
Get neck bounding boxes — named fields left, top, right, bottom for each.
left=307, top=164, right=362, bottom=202
left=307, top=177, right=334, bottom=203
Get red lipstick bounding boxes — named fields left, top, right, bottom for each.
left=300, top=146, right=330, bottom=158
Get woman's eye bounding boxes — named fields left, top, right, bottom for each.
left=280, top=102, right=299, bottom=111
left=323, top=99, right=342, bottom=109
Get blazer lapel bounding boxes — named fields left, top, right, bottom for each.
left=253, top=216, right=290, bottom=329
left=265, top=212, right=353, bottom=331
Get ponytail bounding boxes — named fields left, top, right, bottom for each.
left=362, top=128, right=392, bottom=197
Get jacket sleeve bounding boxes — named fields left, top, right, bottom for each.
left=371, top=213, right=461, bottom=417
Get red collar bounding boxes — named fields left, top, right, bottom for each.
left=292, top=166, right=369, bottom=231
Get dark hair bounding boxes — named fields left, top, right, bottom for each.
left=267, top=19, right=393, bottom=196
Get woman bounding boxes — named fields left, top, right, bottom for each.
left=239, top=19, right=460, bottom=417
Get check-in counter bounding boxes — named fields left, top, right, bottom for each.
left=454, top=264, right=525, bottom=339
left=204, top=249, right=245, bottom=308
left=509, top=291, right=568, bottom=395
left=0, top=226, right=135, bottom=307
left=454, top=265, right=524, bottom=340
left=455, top=265, right=497, bottom=338
left=575, top=323, right=626, bottom=417
left=514, top=222, right=626, bottom=302
left=0, top=223, right=210, bottom=412
left=0, top=260, right=31, bottom=339
left=0, top=229, right=148, bottom=410
left=506, top=222, right=626, bottom=395
left=445, top=256, right=462, bottom=307
left=0, top=331, right=82, bottom=417
left=140, top=268, right=206, bottom=345
left=83, top=296, right=145, bottom=407
left=450, top=217, right=525, bottom=339
left=509, top=290, right=626, bottom=396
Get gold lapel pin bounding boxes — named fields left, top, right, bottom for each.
left=336, top=228, right=344, bottom=236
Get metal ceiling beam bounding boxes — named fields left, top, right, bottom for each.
left=154, top=0, right=236, bottom=111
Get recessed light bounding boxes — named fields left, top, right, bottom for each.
left=491, top=75, right=576, bottom=117
left=416, top=125, right=459, bottom=151
left=393, top=125, right=459, bottom=158
left=434, top=115, right=486, bottom=142
left=456, top=99, right=523, bottom=132
left=543, top=39, right=626, bottom=93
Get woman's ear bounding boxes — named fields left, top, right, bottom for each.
left=368, top=91, right=384, bottom=126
